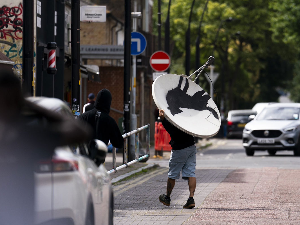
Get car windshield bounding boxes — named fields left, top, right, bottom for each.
left=231, top=114, right=252, bottom=121
left=256, top=107, right=300, bottom=120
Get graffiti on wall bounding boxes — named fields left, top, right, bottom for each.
left=0, top=2, right=23, bottom=76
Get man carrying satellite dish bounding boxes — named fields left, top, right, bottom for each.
left=158, top=109, right=197, bottom=209
left=153, top=56, right=220, bottom=209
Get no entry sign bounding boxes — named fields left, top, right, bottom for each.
left=150, top=51, right=171, bottom=72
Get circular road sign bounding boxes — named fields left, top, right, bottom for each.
left=131, top=32, right=147, bottom=56
left=150, top=51, right=171, bottom=72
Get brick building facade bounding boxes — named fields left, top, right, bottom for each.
left=80, top=1, right=156, bottom=142
left=82, top=67, right=124, bottom=127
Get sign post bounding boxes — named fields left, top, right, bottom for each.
left=130, top=26, right=146, bottom=160
left=205, top=65, right=219, bottom=100
left=150, top=51, right=171, bottom=72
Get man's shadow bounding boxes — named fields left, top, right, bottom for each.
left=166, top=76, right=219, bottom=120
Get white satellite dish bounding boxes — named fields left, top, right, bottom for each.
left=152, top=73, right=221, bottom=138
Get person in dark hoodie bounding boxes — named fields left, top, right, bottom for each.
left=79, top=89, right=124, bottom=159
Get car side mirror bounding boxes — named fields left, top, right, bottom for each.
left=88, top=139, right=108, bottom=166
left=248, top=115, right=256, bottom=121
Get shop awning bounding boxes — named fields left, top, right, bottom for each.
left=80, top=64, right=100, bottom=82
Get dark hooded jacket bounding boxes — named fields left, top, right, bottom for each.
left=79, top=89, right=124, bottom=148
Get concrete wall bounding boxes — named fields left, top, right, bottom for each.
left=81, top=20, right=111, bottom=45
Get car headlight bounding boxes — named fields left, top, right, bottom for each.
left=243, top=128, right=251, bottom=133
left=284, top=127, right=297, bottom=133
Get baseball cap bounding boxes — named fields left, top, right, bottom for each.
left=88, top=93, right=95, bottom=99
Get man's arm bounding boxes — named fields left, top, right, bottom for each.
left=159, top=109, right=174, bottom=132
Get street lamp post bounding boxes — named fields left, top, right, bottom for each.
left=129, top=3, right=141, bottom=161
left=210, top=17, right=233, bottom=117
left=185, top=0, right=196, bottom=76
left=212, top=17, right=233, bottom=58
left=164, top=0, right=171, bottom=73
left=124, top=0, right=131, bottom=162
left=158, top=0, right=162, bottom=50
left=195, top=0, right=209, bottom=84
left=22, top=0, right=34, bottom=95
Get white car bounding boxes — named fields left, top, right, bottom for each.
left=25, top=97, right=113, bottom=225
left=252, top=102, right=276, bottom=115
left=243, top=103, right=300, bottom=156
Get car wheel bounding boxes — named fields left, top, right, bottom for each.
left=109, top=192, right=114, bottom=225
left=85, top=203, right=95, bottom=225
left=267, top=150, right=277, bottom=156
left=245, top=148, right=254, bottom=156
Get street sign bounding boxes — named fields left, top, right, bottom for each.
left=211, top=72, right=219, bottom=84
left=80, top=6, right=106, bottom=22
left=131, top=32, right=147, bottom=56
left=207, top=65, right=219, bottom=84
left=150, top=51, right=171, bottom=72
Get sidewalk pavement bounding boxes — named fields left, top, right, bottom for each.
left=109, top=139, right=300, bottom=224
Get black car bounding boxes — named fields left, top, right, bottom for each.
left=226, top=109, right=257, bottom=138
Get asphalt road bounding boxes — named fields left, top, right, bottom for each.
left=198, top=138, right=300, bottom=169
left=112, top=138, right=300, bottom=224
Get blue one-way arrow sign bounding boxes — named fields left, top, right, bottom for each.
left=131, top=32, right=147, bottom=56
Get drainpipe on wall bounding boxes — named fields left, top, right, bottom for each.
left=116, top=25, right=124, bottom=66
left=111, top=21, right=118, bottom=45
left=145, top=0, right=149, bottom=32
left=111, top=21, right=118, bottom=66
left=116, top=25, right=124, bottom=44
left=140, top=71, right=145, bottom=140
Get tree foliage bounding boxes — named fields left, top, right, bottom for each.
left=152, top=0, right=300, bottom=112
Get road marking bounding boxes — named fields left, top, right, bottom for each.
left=113, top=168, right=168, bottom=197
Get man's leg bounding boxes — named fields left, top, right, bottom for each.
left=167, top=178, right=175, bottom=197
left=159, top=177, right=175, bottom=206
left=160, top=149, right=184, bottom=206
left=182, top=146, right=197, bottom=209
left=188, top=177, right=196, bottom=197
left=182, top=177, right=196, bottom=209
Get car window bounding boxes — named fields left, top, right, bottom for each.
left=256, top=107, right=300, bottom=120
left=231, top=114, right=252, bottom=121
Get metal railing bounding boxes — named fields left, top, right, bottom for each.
left=107, top=124, right=150, bottom=174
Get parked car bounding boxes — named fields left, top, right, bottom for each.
left=226, top=109, right=257, bottom=138
left=252, top=102, right=276, bottom=115
left=25, top=97, right=113, bottom=225
left=243, top=103, right=300, bottom=156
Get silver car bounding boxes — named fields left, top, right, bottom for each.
left=25, top=97, right=114, bottom=225
left=243, top=103, right=300, bottom=156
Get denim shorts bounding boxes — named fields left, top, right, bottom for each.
left=168, top=145, right=196, bottom=180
